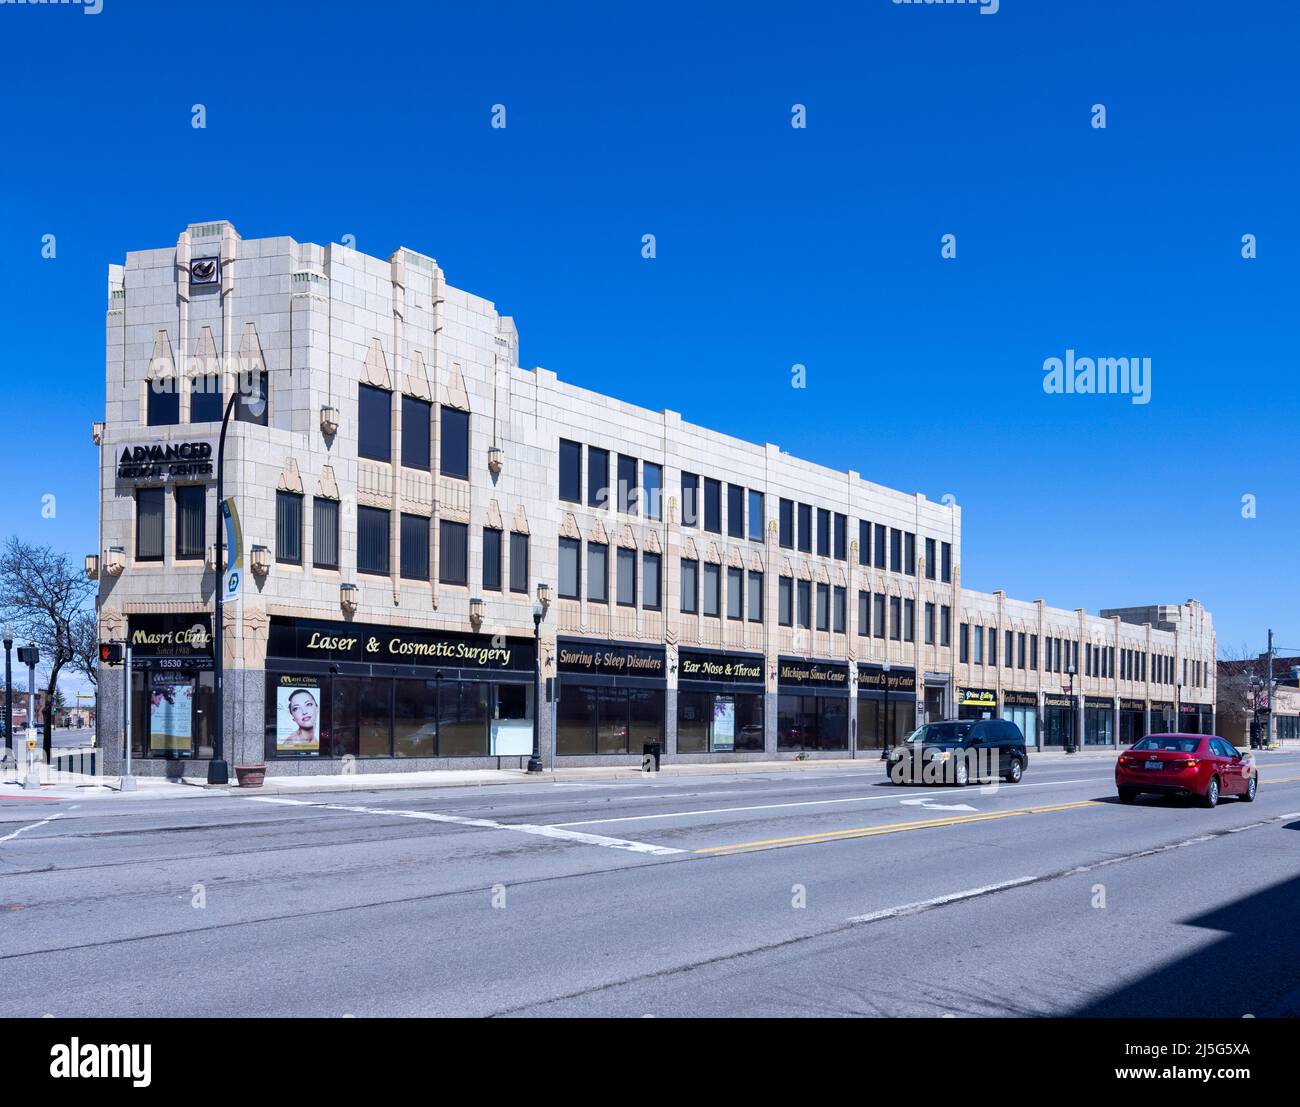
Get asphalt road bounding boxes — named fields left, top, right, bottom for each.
left=3, top=753, right=1299, bottom=1018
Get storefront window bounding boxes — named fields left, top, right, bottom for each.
left=1085, top=705, right=1114, bottom=746
left=677, top=691, right=763, bottom=753
left=778, top=695, right=849, bottom=751
left=557, top=685, right=598, bottom=754
left=394, top=679, right=438, bottom=757
left=556, top=683, right=664, bottom=755
left=438, top=680, right=489, bottom=756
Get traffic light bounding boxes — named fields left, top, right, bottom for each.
left=98, top=642, right=122, bottom=665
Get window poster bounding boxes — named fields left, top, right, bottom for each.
left=712, top=695, right=736, bottom=752
left=149, top=677, right=195, bottom=756
left=276, top=676, right=324, bottom=755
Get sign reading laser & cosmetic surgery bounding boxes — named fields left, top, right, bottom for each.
left=267, top=617, right=534, bottom=671
left=115, top=440, right=215, bottom=483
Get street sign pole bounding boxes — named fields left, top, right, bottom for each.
left=120, top=642, right=136, bottom=792
left=23, top=653, right=39, bottom=790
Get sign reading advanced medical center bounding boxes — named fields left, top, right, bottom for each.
left=116, top=439, right=215, bottom=483
left=268, top=617, right=535, bottom=671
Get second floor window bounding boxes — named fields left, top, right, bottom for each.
left=176, top=485, right=206, bottom=562
left=438, top=519, right=468, bottom=584
left=274, top=490, right=302, bottom=565
left=559, top=538, right=581, bottom=598
left=401, top=514, right=430, bottom=581
left=357, top=506, right=389, bottom=575
left=681, top=558, right=699, bottom=613
left=313, top=498, right=340, bottom=570
left=483, top=528, right=503, bottom=591
left=509, top=532, right=529, bottom=594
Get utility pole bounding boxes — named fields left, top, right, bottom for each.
left=1267, top=628, right=1275, bottom=748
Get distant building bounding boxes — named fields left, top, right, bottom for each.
left=1217, top=654, right=1300, bottom=747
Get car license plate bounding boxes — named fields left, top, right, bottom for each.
left=1144, top=760, right=1161, bottom=770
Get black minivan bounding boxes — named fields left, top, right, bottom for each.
left=885, top=719, right=1029, bottom=785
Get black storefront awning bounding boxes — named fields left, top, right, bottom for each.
left=557, top=637, right=666, bottom=687
left=856, top=665, right=916, bottom=697
left=267, top=616, right=536, bottom=682
left=678, top=648, right=765, bottom=693
left=779, top=657, right=850, bottom=695
left=128, top=613, right=214, bottom=671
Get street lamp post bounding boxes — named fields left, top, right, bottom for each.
left=879, top=661, right=893, bottom=760
left=210, top=384, right=266, bottom=786
left=528, top=584, right=551, bottom=774
left=3, top=625, right=12, bottom=754
left=1064, top=663, right=1078, bottom=753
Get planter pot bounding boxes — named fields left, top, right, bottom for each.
left=234, top=764, right=266, bottom=788
left=164, top=759, right=187, bottom=781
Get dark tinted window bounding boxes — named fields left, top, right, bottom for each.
left=559, top=439, right=582, bottom=502
left=509, top=532, right=529, bottom=594
left=401, top=395, right=431, bottom=469
left=400, top=514, right=430, bottom=581
left=440, top=407, right=469, bottom=479
left=358, top=385, right=391, bottom=461
left=703, top=478, right=721, bottom=533
left=905, top=722, right=973, bottom=744
left=190, top=373, right=223, bottom=423
left=588, top=448, right=609, bottom=508
left=274, top=490, right=302, bottom=564
left=727, top=484, right=744, bottom=538
left=438, top=520, right=468, bottom=584
left=483, top=528, right=502, bottom=591
left=176, top=485, right=206, bottom=561
left=357, top=506, right=389, bottom=574
left=146, top=378, right=180, bottom=426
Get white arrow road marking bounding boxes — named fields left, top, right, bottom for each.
left=246, top=796, right=684, bottom=856
left=899, top=798, right=978, bottom=812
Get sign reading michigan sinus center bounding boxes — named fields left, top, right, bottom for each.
left=116, top=439, right=216, bottom=483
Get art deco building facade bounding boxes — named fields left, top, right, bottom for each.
left=92, top=222, right=1218, bottom=775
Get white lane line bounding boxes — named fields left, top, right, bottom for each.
left=245, top=796, right=684, bottom=856
left=847, top=877, right=1036, bottom=924
left=0, top=806, right=75, bottom=844
left=550, top=776, right=1108, bottom=828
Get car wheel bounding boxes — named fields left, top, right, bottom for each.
left=1118, top=787, right=1138, bottom=804
left=1242, top=775, right=1257, bottom=803
left=1004, top=757, right=1023, bottom=783
left=1201, top=776, right=1220, bottom=808
left=953, top=760, right=969, bottom=787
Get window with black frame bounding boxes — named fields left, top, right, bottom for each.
left=136, top=487, right=164, bottom=562
left=274, top=490, right=302, bottom=565
left=313, top=498, right=340, bottom=570
left=400, top=514, right=430, bottom=581
left=357, top=506, right=390, bottom=575
left=440, top=407, right=470, bottom=479
left=358, top=384, right=391, bottom=462
left=439, top=519, right=468, bottom=584
left=401, top=395, right=431, bottom=470
left=176, top=485, right=206, bottom=561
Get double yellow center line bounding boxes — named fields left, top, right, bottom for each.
left=696, top=799, right=1100, bottom=856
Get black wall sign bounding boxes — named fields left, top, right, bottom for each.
left=268, top=616, right=535, bottom=671
left=116, top=440, right=215, bottom=483
left=779, top=657, right=849, bottom=689
left=129, top=614, right=213, bottom=669
left=678, top=649, right=764, bottom=685
left=557, top=638, right=665, bottom=677
left=1120, top=698, right=1146, bottom=712
left=1043, top=693, right=1075, bottom=709
left=1086, top=697, right=1114, bottom=710
left=1004, top=690, right=1039, bottom=707
left=857, top=665, right=916, bottom=693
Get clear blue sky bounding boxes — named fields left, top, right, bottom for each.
left=1, top=0, right=1295, bottom=657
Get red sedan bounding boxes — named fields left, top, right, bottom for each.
left=1116, top=734, right=1257, bottom=807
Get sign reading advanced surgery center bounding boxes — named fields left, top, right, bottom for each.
left=778, top=657, right=849, bottom=689
left=557, top=638, right=665, bottom=677
left=268, top=617, right=534, bottom=671
left=678, top=649, right=763, bottom=685
left=857, top=665, right=916, bottom=693
left=116, top=440, right=215, bottom=483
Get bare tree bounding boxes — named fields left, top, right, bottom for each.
left=0, top=538, right=94, bottom=748
left=68, top=609, right=100, bottom=689
left=1217, top=642, right=1266, bottom=742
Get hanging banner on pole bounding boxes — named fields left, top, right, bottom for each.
left=221, top=497, right=243, bottom=605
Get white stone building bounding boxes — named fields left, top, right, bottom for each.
left=91, top=222, right=1217, bottom=775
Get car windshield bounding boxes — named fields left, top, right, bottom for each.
left=1132, top=737, right=1200, bottom=753
left=905, top=722, right=973, bottom=744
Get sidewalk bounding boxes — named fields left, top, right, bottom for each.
left=5, top=742, right=1293, bottom=802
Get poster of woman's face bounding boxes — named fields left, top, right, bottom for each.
left=277, top=681, right=321, bottom=754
